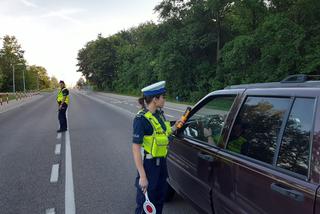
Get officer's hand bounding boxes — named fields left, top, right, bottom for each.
left=174, top=119, right=185, bottom=130
left=139, top=176, right=148, bottom=194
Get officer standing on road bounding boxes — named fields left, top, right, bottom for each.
left=56, top=80, right=69, bottom=133
left=132, top=81, right=179, bottom=214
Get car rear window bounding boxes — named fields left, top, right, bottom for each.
left=227, top=96, right=291, bottom=165
left=276, top=98, right=315, bottom=177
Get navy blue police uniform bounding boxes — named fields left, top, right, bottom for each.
left=58, top=87, right=69, bottom=131
left=133, top=111, right=169, bottom=214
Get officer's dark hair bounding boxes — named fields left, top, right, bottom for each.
left=138, top=94, right=162, bottom=109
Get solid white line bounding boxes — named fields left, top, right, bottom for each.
left=56, top=133, right=61, bottom=139
left=45, top=208, right=55, bottom=214
left=50, top=164, right=59, bottom=183
left=65, top=129, right=76, bottom=214
left=55, top=144, right=61, bottom=155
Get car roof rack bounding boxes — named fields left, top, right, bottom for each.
left=280, top=74, right=320, bottom=83
left=226, top=74, right=320, bottom=89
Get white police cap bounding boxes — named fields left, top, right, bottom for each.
left=141, top=81, right=166, bottom=96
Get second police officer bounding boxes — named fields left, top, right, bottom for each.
left=56, top=80, right=69, bottom=132
left=132, top=81, right=180, bottom=214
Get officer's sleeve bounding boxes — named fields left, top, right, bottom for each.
left=132, top=116, right=144, bottom=144
left=62, top=89, right=69, bottom=96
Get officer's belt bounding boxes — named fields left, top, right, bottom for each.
left=144, top=153, right=153, bottom=159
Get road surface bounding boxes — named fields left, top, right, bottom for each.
left=0, top=90, right=197, bottom=214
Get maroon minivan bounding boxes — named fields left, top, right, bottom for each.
left=167, top=75, right=320, bottom=214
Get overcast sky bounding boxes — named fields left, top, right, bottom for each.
left=0, top=0, right=160, bottom=86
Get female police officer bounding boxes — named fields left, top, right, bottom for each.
left=132, top=81, right=178, bottom=214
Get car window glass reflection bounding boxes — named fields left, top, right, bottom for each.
left=277, top=98, right=315, bottom=177
left=227, top=96, right=290, bottom=165
left=183, top=96, right=236, bottom=145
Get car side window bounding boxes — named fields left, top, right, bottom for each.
left=227, top=96, right=291, bottom=165
left=183, top=96, right=236, bottom=146
left=277, top=98, right=315, bottom=177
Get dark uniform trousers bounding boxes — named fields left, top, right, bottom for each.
left=135, top=157, right=168, bottom=214
left=58, top=103, right=68, bottom=130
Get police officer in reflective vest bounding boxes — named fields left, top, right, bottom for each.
left=132, top=81, right=179, bottom=214
left=56, top=80, right=69, bottom=132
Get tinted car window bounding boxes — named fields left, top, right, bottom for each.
left=183, top=96, right=236, bottom=145
left=277, top=98, right=315, bottom=177
left=227, top=96, right=290, bottom=165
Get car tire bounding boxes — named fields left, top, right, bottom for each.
left=165, top=182, right=175, bottom=202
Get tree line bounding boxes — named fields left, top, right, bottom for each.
left=0, top=35, right=58, bottom=93
left=77, top=0, right=320, bottom=102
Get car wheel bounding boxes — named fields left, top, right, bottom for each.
left=165, top=182, right=175, bottom=202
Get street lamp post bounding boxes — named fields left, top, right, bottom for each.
left=12, top=64, right=16, bottom=93
left=37, top=72, right=39, bottom=91
left=12, top=63, right=25, bottom=93
left=22, top=67, right=26, bottom=93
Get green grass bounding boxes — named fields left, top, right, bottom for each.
left=206, top=97, right=235, bottom=111
left=40, top=88, right=55, bottom=92
left=97, top=89, right=196, bottom=106
left=8, top=95, right=16, bottom=101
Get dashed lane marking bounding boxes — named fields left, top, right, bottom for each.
left=55, top=144, right=61, bottom=155
left=165, top=114, right=175, bottom=118
left=56, top=133, right=61, bottom=139
left=164, top=106, right=185, bottom=113
left=50, top=164, right=59, bottom=183
left=45, top=208, right=55, bottom=214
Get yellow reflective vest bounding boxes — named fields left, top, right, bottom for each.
left=56, top=88, right=69, bottom=105
left=227, top=136, right=247, bottom=153
left=139, top=110, right=172, bottom=157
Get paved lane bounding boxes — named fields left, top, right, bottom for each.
left=0, top=90, right=197, bottom=214
left=70, top=91, right=196, bottom=213
left=0, top=93, right=64, bottom=213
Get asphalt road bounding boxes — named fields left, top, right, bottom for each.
left=0, top=90, right=197, bottom=214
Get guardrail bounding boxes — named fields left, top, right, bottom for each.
left=0, top=91, right=40, bottom=106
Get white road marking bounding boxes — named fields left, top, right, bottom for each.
left=65, top=129, right=76, bottom=214
left=55, top=144, right=61, bottom=155
left=56, top=133, right=61, bottom=139
left=164, top=106, right=185, bottom=113
left=50, top=164, right=59, bottom=183
left=45, top=208, right=55, bottom=214
left=136, top=105, right=140, bottom=108
left=84, top=95, right=135, bottom=117
left=165, top=114, right=175, bottom=118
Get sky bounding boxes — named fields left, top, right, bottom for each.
left=0, top=0, right=160, bottom=86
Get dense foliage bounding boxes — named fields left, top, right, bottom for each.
left=77, top=0, right=320, bottom=102
left=0, top=35, right=58, bottom=92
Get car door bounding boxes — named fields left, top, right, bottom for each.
left=167, top=90, right=242, bottom=213
left=221, top=90, right=319, bottom=214
left=311, top=94, right=320, bottom=214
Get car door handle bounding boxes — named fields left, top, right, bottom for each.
left=270, top=183, right=304, bottom=202
left=197, top=152, right=214, bottom=162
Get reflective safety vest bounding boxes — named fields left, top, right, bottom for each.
left=139, top=110, right=172, bottom=158
left=56, top=88, right=69, bottom=105
left=227, top=136, right=247, bottom=153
